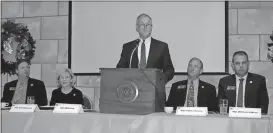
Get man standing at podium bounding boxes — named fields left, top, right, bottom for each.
left=116, top=13, right=175, bottom=83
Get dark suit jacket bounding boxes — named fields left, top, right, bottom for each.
left=1, top=78, right=48, bottom=106
left=116, top=37, right=175, bottom=83
left=217, top=73, right=269, bottom=114
left=166, top=80, right=218, bottom=112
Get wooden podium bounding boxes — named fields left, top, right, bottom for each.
left=99, top=68, right=166, bottom=115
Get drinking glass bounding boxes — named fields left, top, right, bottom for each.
left=219, top=99, right=228, bottom=114
left=27, top=96, right=35, bottom=104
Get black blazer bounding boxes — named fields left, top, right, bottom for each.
left=116, top=37, right=175, bottom=83
left=49, top=87, right=83, bottom=106
left=1, top=78, right=48, bottom=106
left=166, top=80, right=218, bottom=112
left=217, top=73, right=269, bottom=114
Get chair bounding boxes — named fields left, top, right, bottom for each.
left=83, top=94, right=93, bottom=109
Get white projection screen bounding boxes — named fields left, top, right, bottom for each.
left=69, top=1, right=228, bottom=74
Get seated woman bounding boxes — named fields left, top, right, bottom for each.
left=50, top=68, right=83, bottom=106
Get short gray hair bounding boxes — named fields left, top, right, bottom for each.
left=136, top=13, right=152, bottom=24
left=189, top=57, right=203, bottom=69
left=56, top=68, right=76, bottom=88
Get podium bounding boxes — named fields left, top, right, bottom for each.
left=99, top=68, right=166, bottom=115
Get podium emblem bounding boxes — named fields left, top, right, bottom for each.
left=116, top=81, right=139, bottom=103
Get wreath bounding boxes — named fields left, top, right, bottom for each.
left=1, top=19, right=36, bottom=75
left=268, top=31, right=273, bottom=63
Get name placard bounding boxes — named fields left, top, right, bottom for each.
left=175, top=107, right=208, bottom=116
left=53, top=103, right=84, bottom=114
left=229, top=107, right=261, bottom=118
left=9, top=104, right=39, bottom=113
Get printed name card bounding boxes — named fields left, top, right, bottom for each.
left=53, top=103, right=84, bottom=114
left=9, top=104, right=39, bottom=113
left=175, top=107, right=208, bottom=116
left=229, top=107, right=261, bottom=118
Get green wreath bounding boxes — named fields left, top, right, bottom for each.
left=1, top=19, right=36, bottom=75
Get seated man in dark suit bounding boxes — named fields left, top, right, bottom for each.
left=218, top=51, right=269, bottom=114
left=116, top=13, right=175, bottom=83
left=166, top=57, right=218, bottom=112
left=1, top=60, right=48, bottom=106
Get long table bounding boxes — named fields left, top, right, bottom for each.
left=129, top=113, right=273, bottom=133
left=1, top=110, right=273, bottom=133
left=1, top=110, right=139, bottom=133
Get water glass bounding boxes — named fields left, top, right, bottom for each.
left=27, top=96, right=35, bottom=104
left=219, top=99, right=228, bottom=114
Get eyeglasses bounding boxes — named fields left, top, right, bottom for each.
left=137, top=24, right=152, bottom=29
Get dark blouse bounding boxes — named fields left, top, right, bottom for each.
left=49, top=87, right=83, bottom=106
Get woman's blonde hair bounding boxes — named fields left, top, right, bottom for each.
left=56, top=68, right=76, bottom=88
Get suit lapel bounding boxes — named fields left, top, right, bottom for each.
left=228, top=75, right=237, bottom=107
left=244, top=73, right=252, bottom=107
left=131, top=41, right=139, bottom=68
left=182, top=80, right=188, bottom=106
left=176, top=80, right=188, bottom=106
left=146, top=38, right=157, bottom=68
left=9, top=80, right=18, bottom=99
left=25, top=78, right=32, bottom=101
left=131, top=49, right=138, bottom=68
left=197, top=80, right=203, bottom=107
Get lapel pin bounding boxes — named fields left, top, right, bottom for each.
left=31, top=84, right=33, bottom=86
left=177, top=85, right=186, bottom=89
left=227, top=86, right=236, bottom=90
left=9, top=87, right=16, bottom=91
left=250, top=81, right=252, bottom=83
left=202, top=86, right=204, bottom=88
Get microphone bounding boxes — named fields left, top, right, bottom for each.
left=129, top=39, right=140, bottom=68
left=138, top=65, right=166, bottom=111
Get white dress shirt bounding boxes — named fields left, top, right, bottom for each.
left=184, top=79, right=199, bottom=107
left=137, top=36, right=151, bottom=64
left=235, top=73, right=248, bottom=107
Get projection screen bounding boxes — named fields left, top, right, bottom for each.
left=69, top=1, right=228, bottom=74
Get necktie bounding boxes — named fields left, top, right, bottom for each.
left=237, top=78, right=244, bottom=107
left=139, top=41, right=146, bottom=68
left=187, top=81, right=195, bottom=107
left=12, top=82, right=25, bottom=104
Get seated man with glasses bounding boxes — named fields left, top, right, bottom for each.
left=116, top=13, right=175, bottom=84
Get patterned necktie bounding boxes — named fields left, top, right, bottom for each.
left=187, top=81, right=195, bottom=107
left=139, top=41, right=146, bottom=68
left=237, top=78, right=244, bottom=107
left=12, top=82, right=25, bottom=104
